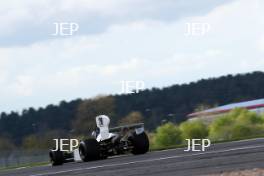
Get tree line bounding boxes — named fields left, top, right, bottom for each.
left=1, top=71, right=264, bottom=148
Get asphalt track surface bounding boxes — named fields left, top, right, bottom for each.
left=1, top=138, right=264, bottom=176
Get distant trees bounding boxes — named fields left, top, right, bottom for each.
left=194, top=104, right=218, bottom=112
left=153, top=123, right=182, bottom=148
left=0, top=112, right=20, bottom=139
left=151, top=121, right=208, bottom=148
left=0, top=99, right=81, bottom=145
left=22, top=130, right=67, bottom=150
left=0, top=136, right=15, bottom=151
left=115, top=71, right=264, bottom=130
left=0, top=136, right=15, bottom=163
left=22, top=135, right=43, bottom=149
left=179, top=120, right=208, bottom=140
left=1, top=71, right=264, bottom=148
left=72, top=96, right=116, bottom=134
left=118, top=111, right=144, bottom=125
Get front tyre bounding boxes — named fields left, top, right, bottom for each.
left=79, top=139, right=100, bottom=162
left=49, top=150, right=64, bottom=166
left=131, top=132, right=149, bottom=155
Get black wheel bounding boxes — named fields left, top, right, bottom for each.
left=79, top=138, right=100, bottom=162
left=49, top=150, right=64, bottom=166
left=131, top=132, right=149, bottom=155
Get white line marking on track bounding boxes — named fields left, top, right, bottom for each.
left=30, top=144, right=264, bottom=176
left=14, top=167, right=28, bottom=170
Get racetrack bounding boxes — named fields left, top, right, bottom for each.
left=1, top=138, right=264, bottom=176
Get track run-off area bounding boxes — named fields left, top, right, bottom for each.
left=1, top=138, right=264, bottom=176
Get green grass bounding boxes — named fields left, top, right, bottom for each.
left=0, top=161, right=49, bottom=172
left=150, top=134, right=264, bottom=151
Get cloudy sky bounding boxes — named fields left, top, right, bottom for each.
left=0, top=0, right=263, bottom=113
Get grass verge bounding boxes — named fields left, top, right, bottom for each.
left=2, top=135, right=264, bottom=171
left=0, top=161, right=49, bottom=172
left=150, top=134, right=264, bottom=151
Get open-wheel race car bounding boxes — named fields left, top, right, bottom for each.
left=49, top=115, right=149, bottom=166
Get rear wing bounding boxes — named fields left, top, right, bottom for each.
left=109, top=123, right=145, bottom=135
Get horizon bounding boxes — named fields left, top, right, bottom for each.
left=1, top=70, right=261, bottom=114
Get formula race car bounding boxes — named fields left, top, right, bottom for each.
left=49, top=115, right=149, bottom=166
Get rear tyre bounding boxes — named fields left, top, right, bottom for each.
left=49, top=150, right=64, bottom=166
left=79, top=138, right=100, bottom=162
left=131, top=132, right=149, bottom=155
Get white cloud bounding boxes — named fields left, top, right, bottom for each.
left=0, top=0, right=231, bottom=46
left=10, top=75, right=34, bottom=96
left=258, top=35, right=264, bottom=52
left=0, top=0, right=263, bottom=112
